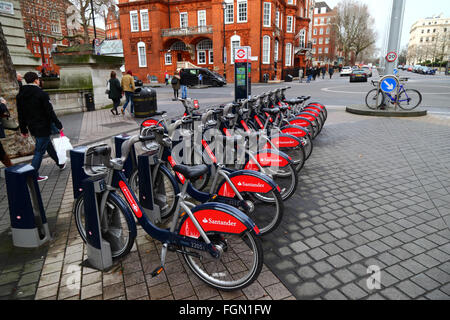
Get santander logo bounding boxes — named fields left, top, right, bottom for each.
left=201, top=217, right=237, bottom=227
left=237, top=181, right=265, bottom=188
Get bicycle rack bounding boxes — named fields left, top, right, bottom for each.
left=81, top=176, right=113, bottom=271
left=137, top=154, right=161, bottom=225
left=114, top=134, right=137, bottom=179
left=70, top=146, right=89, bottom=199
left=5, top=164, right=51, bottom=248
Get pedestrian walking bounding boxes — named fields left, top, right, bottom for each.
left=16, top=72, right=65, bottom=182
left=171, top=71, right=181, bottom=100
left=306, top=67, right=313, bottom=83
left=313, top=67, right=318, bottom=80
left=180, top=69, right=188, bottom=99
left=164, top=71, right=169, bottom=85
left=107, top=71, right=122, bottom=115
left=321, top=66, right=326, bottom=79
left=198, top=73, right=203, bottom=86
left=299, top=68, right=304, bottom=83
left=329, top=67, right=335, bottom=79
left=0, top=97, right=13, bottom=168
left=121, top=70, right=136, bottom=115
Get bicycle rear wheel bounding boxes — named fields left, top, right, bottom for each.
left=365, top=89, right=384, bottom=110
left=398, top=89, right=422, bottom=110
left=181, top=231, right=263, bottom=291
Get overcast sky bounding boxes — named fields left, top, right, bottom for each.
left=324, top=0, right=450, bottom=52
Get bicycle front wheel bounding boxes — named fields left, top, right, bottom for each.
left=365, top=89, right=384, bottom=110
left=182, top=231, right=263, bottom=291
left=73, top=193, right=135, bottom=259
left=398, top=89, right=422, bottom=110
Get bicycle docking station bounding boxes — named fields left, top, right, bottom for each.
left=5, top=164, right=51, bottom=248
left=81, top=175, right=113, bottom=271
left=70, top=146, right=89, bottom=200
left=137, top=153, right=161, bottom=225
left=114, top=134, right=137, bottom=179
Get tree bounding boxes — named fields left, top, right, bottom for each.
left=0, top=23, right=35, bottom=157
left=68, top=0, right=115, bottom=44
left=331, top=0, right=377, bottom=65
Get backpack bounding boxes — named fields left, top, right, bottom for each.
left=171, top=77, right=178, bottom=85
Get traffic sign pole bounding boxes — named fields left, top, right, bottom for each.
left=384, top=0, right=406, bottom=75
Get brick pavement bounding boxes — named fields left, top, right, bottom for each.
left=1, top=107, right=450, bottom=300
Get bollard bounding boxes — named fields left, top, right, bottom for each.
left=114, top=134, right=137, bottom=179
left=70, top=146, right=89, bottom=199
left=82, top=175, right=113, bottom=271
left=5, top=164, right=51, bottom=248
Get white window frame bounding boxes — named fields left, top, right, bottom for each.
left=287, top=0, right=294, bottom=4
left=180, top=12, right=188, bottom=29
left=225, top=3, right=234, bottom=24
left=237, top=0, right=247, bottom=23
left=319, top=38, right=323, bottom=44
left=140, top=9, right=149, bottom=31
left=209, top=50, right=214, bottom=64
left=130, top=10, right=139, bottom=32
left=275, top=10, right=279, bottom=28
left=324, top=47, right=329, bottom=54
left=299, top=29, right=306, bottom=47
left=285, top=43, right=292, bottom=66
left=263, top=2, right=271, bottom=27
left=197, top=50, right=207, bottom=65
left=274, top=39, right=279, bottom=61
left=198, top=10, right=206, bottom=26
left=318, top=47, right=322, bottom=54
left=230, top=34, right=241, bottom=64
left=320, top=28, right=324, bottom=35
left=262, top=35, right=271, bottom=64
left=137, top=41, right=147, bottom=67
left=287, top=16, right=293, bottom=33
left=165, top=52, right=172, bottom=65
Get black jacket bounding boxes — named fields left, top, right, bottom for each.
left=16, top=84, right=62, bottom=137
left=108, top=78, right=122, bottom=100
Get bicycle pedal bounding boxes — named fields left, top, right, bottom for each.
left=150, top=266, right=164, bottom=278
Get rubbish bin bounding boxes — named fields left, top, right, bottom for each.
left=263, top=74, right=269, bottom=83
left=285, top=74, right=293, bottom=82
left=85, top=92, right=95, bottom=111
left=133, top=87, right=157, bottom=118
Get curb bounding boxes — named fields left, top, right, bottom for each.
left=346, top=105, right=428, bottom=117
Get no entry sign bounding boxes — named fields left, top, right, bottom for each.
left=386, top=51, right=398, bottom=63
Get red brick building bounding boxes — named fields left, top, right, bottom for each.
left=20, top=0, right=72, bottom=73
left=311, top=1, right=336, bottom=66
left=118, top=0, right=314, bottom=83
left=105, top=6, right=121, bottom=40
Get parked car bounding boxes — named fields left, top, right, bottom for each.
left=419, top=66, right=437, bottom=75
left=361, top=65, right=373, bottom=77
left=407, top=66, right=414, bottom=72
left=180, top=68, right=226, bottom=87
left=413, top=65, right=423, bottom=73
left=349, top=69, right=368, bottom=82
left=134, top=76, right=143, bottom=87
left=340, top=66, right=353, bottom=77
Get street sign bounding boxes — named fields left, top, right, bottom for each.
left=393, top=69, right=398, bottom=75
left=234, top=46, right=250, bottom=63
left=386, top=51, right=398, bottom=63
left=380, top=76, right=398, bottom=93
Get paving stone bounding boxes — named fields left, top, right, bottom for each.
left=307, top=247, right=329, bottom=261
left=125, top=282, right=149, bottom=300
left=425, top=289, right=450, bottom=300
left=289, top=240, right=309, bottom=253
left=396, top=280, right=426, bottom=299
left=354, top=245, right=378, bottom=258
left=296, top=266, right=318, bottom=280
left=295, top=282, right=324, bottom=299
left=340, top=283, right=368, bottom=300
left=323, top=289, right=347, bottom=300
left=380, top=287, right=410, bottom=300
left=326, top=255, right=350, bottom=269
left=385, top=265, right=414, bottom=281
left=311, top=261, right=334, bottom=274
left=242, top=282, right=266, bottom=300
left=333, top=269, right=357, bottom=284
left=410, top=274, right=441, bottom=291
left=264, top=283, right=292, bottom=300
left=316, top=273, right=341, bottom=290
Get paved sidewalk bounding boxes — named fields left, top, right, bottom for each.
left=1, top=107, right=450, bottom=300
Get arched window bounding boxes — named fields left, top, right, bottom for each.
left=196, top=39, right=213, bottom=50
left=197, top=39, right=213, bottom=65
left=170, top=41, right=188, bottom=51
left=230, top=34, right=241, bottom=64
left=137, top=42, right=147, bottom=67
left=262, top=36, right=271, bottom=64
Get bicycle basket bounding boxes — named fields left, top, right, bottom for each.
left=83, top=144, right=111, bottom=176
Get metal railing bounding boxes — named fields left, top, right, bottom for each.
left=161, top=25, right=213, bottom=37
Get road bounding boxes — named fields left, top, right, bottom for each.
left=148, top=69, right=450, bottom=119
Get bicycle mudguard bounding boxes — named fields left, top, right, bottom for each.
left=280, top=125, right=310, bottom=138
left=107, top=191, right=138, bottom=240
left=302, top=108, right=321, bottom=118
left=140, top=118, right=166, bottom=130
left=177, top=202, right=260, bottom=238
left=244, top=149, right=292, bottom=171
left=265, top=133, right=302, bottom=149
left=216, top=170, right=279, bottom=198
left=288, top=117, right=314, bottom=128
left=304, top=106, right=323, bottom=115
left=294, top=112, right=319, bottom=122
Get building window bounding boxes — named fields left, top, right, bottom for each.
left=299, top=29, right=306, bottom=47
left=275, top=10, right=279, bottom=28
left=319, top=38, right=323, bottom=44
left=165, top=52, right=172, bottom=65
left=320, top=28, right=324, bottom=35
left=225, top=3, right=234, bottom=24
left=180, top=12, right=188, bottom=28
left=287, top=16, right=293, bottom=33
left=137, top=42, right=147, bottom=67
left=288, top=0, right=294, bottom=4
left=197, top=39, right=213, bottom=50
left=313, top=38, right=317, bottom=44
left=263, top=2, right=271, bottom=27
left=130, top=11, right=139, bottom=32
left=198, top=10, right=206, bottom=26
left=325, top=47, right=329, bottom=54
left=318, top=48, right=322, bottom=54
left=326, top=27, right=330, bottom=34
left=209, top=50, right=214, bottom=64
left=274, top=39, right=279, bottom=61
left=285, top=43, right=292, bottom=66
left=313, top=28, right=317, bottom=35
left=230, top=34, right=241, bottom=64
left=262, top=35, right=270, bottom=64
left=237, top=0, right=247, bottom=23
left=325, top=38, right=329, bottom=44
left=197, top=50, right=206, bottom=64
left=321, top=7, right=327, bottom=14
left=140, top=9, right=149, bottom=31
left=314, top=18, right=318, bottom=25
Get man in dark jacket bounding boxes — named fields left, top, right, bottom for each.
left=16, top=72, right=65, bottom=182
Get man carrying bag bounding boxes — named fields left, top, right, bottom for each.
left=16, top=72, right=66, bottom=182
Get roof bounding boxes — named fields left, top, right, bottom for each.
left=314, top=2, right=332, bottom=13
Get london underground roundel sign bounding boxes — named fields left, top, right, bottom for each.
left=235, top=47, right=249, bottom=62
left=385, top=51, right=398, bottom=63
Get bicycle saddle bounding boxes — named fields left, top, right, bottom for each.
left=263, top=107, right=280, bottom=115
left=173, top=164, right=208, bottom=180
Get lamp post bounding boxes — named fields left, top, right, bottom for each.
left=222, top=1, right=227, bottom=79
left=90, top=0, right=97, bottom=49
